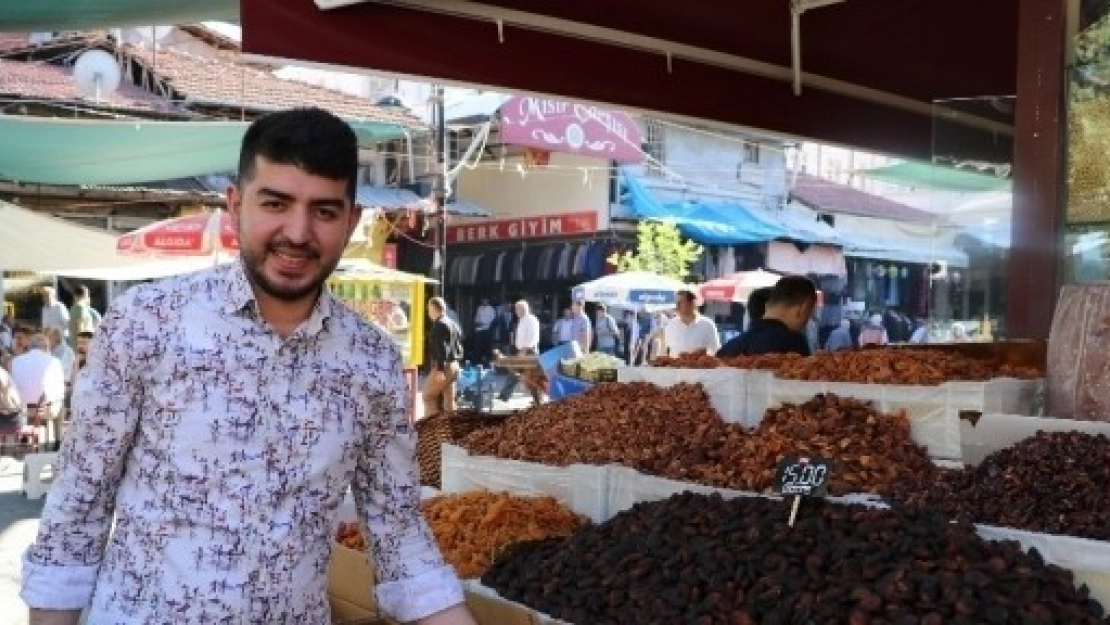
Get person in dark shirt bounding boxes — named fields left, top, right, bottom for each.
left=422, top=296, right=464, bottom=418
left=729, top=276, right=817, bottom=357
left=718, top=286, right=773, bottom=358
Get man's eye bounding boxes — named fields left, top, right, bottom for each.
left=261, top=200, right=284, bottom=210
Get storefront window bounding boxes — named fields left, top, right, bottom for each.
left=924, top=98, right=1014, bottom=340
left=1066, top=3, right=1110, bottom=281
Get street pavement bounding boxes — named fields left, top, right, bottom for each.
left=0, top=458, right=44, bottom=625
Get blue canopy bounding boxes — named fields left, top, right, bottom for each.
left=621, top=172, right=788, bottom=245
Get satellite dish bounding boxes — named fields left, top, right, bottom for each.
left=73, top=49, right=122, bottom=103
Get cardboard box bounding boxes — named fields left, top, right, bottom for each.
left=329, top=541, right=378, bottom=616
left=465, top=588, right=537, bottom=625
left=959, top=413, right=1110, bottom=465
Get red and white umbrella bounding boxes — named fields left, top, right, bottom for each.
left=699, top=269, right=781, bottom=303
left=117, top=209, right=238, bottom=257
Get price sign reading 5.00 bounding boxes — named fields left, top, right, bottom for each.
left=774, top=456, right=832, bottom=498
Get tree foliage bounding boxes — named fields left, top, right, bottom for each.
left=608, top=220, right=703, bottom=280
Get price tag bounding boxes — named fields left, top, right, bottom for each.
left=774, top=456, right=832, bottom=498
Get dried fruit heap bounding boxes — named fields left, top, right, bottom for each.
left=890, top=431, right=1110, bottom=540
left=687, top=394, right=936, bottom=495
left=653, top=349, right=1042, bottom=384
left=483, top=493, right=1110, bottom=625
left=336, top=492, right=587, bottom=578
left=462, top=384, right=935, bottom=496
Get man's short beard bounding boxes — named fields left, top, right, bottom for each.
left=239, top=246, right=338, bottom=303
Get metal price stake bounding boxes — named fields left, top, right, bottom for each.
left=774, top=456, right=832, bottom=526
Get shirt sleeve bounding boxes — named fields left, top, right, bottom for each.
left=21, top=291, right=144, bottom=610
left=352, top=348, right=464, bottom=622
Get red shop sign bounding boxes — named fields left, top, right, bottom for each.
left=447, top=211, right=598, bottom=244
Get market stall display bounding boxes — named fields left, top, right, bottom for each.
left=481, top=492, right=1110, bottom=624
left=628, top=348, right=1045, bottom=459
left=651, top=349, right=1043, bottom=383
left=1048, top=282, right=1110, bottom=421
left=889, top=431, right=1110, bottom=540
left=460, top=383, right=935, bottom=497
left=559, top=351, right=625, bottom=382
left=414, top=410, right=509, bottom=488
left=336, top=491, right=588, bottom=579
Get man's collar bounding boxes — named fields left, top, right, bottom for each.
left=220, top=260, right=335, bottom=336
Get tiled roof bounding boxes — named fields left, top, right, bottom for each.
left=790, top=173, right=936, bottom=223
left=0, top=33, right=29, bottom=53
left=123, top=44, right=426, bottom=127
left=0, top=57, right=173, bottom=112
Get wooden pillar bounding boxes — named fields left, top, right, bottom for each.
left=1008, top=0, right=1068, bottom=339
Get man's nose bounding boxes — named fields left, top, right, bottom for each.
left=283, top=206, right=313, bottom=243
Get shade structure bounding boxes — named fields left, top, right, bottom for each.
left=0, top=116, right=418, bottom=186
left=0, top=200, right=153, bottom=272
left=241, top=0, right=1017, bottom=161
left=699, top=269, right=782, bottom=304
left=117, top=210, right=238, bottom=257
left=0, top=0, right=237, bottom=30
left=572, top=271, right=686, bottom=310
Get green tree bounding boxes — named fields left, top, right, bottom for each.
left=608, top=220, right=703, bottom=280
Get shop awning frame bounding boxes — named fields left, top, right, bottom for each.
left=242, top=0, right=1018, bottom=160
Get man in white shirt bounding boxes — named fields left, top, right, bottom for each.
left=40, top=287, right=70, bottom=343
left=499, top=300, right=542, bottom=404
left=10, top=334, right=66, bottom=448
left=664, top=289, right=721, bottom=357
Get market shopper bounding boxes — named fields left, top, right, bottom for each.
left=66, top=285, right=101, bottom=348
left=569, top=300, right=591, bottom=354
left=859, top=313, right=890, bottom=347
left=473, top=298, right=496, bottom=365
left=39, top=287, right=69, bottom=343
left=718, top=286, right=774, bottom=358
left=825, top=319, right=855, bottom=352
left=663, top=289, right=720, bottom=357
left=498, top=301, right=543, bottom=405
left=423, top=296, right=464, bottom=419
left=593, top=304, right=621, bottom=355
left=21, top=108, right=476, bottom=625
left=10, top=334, right=66, bottom=450
left=729, top=276, right=817, bottom=356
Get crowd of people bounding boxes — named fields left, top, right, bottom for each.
left=0, top=286, right=101, bottom=455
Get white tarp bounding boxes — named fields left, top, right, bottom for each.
left=440, top=444, right=609, bottom=523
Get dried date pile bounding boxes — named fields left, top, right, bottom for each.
left=462, top=382, right=933, bottom=496
left=652, top=349, right=1042, bottom=384
left=461, top=382, right=732, bottom=473
left=336, top=491, right=588, bottom=578
left=687, top=394, right=936, bottom=496
left=889, top=431, right=1110, bottom=540
left=483, top=492, right=1110, bottom=625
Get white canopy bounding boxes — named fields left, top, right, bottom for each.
left=41, top=257, right=236, bottom=282
left=572, top=271, right=687, bottom=310
left=0, top=200, right=157, bottom=272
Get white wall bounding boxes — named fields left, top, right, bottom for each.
left=454, top=152, right=610, bottom=227
left=630, top=121, right=789, bottom=211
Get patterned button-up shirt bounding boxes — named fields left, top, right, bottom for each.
left=21, top=262, right=463, bottom=624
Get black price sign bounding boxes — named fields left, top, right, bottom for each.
left=774, top=456, right=832, bottom=498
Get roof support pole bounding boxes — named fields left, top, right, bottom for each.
left=1008, top=0, right=1067, bottom=339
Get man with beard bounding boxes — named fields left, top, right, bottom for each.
left=22, top=109, right=476, bottom=625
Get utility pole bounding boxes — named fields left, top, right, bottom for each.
left=432, top=83, right=448, bottom=296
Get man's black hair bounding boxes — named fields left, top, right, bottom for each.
left=746, top=286, right=773, bottom=321
left=237, top=108, right=359, bottom=201
left=768, top=275, right=817, bottom=307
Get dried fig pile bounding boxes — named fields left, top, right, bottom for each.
left=336, top=491, right=587, bottom=578
left=483, top=493, right=1110, bottom=625
left=890, top=431, right=1110, bottom=540
left=462, top=383, right=933, bottom=496
left=687, top=394, right=936, bottom=496
left=653, top=349, right=1042, bottom=384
